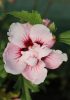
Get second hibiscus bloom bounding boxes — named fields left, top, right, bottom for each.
left=3, top=22, right=68, bottom=84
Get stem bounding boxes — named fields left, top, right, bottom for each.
left=21, top=77, right=31, bottom=100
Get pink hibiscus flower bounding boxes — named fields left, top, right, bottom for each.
left=3, top=23, right=68, bottom=84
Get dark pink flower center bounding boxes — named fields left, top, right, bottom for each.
left=24, top=38, right=33, bottom=47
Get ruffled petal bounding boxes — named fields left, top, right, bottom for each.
left=21, top=51, right=38, bottom=67
left=25, top=57, right=38, bottom=67
left=3, top=43, right=26, bottom=74
left=32, top=44, right=52, bottom=59
left=22, top=61, right=47, bottom=84
left=30, top=24, right=55, bottom=47
left=39, top=45, right=52, bottom=58
left=44, top=50, right=68, bottom=69
left=7, top=23, right=32, bottom=48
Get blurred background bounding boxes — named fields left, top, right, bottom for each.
left=0, top=0, right=70, bottom=100
left=3, top=0, right=70, bottom=31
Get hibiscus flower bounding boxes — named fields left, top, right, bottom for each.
left=3, top=23, right=68, bottom=84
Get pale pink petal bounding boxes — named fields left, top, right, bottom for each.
left=22, top=23, right=32, bottom=34
left=22, top=61, right=47, bottom=84
left=30, top=24, right=55, bottom=47
left=21, top=51, right=38, bottom=67
left=39, top=45, right=52, bottom=58
left=46, top=36, right=56, bottom=48
left=7, top=23, right=32, bottom=48
left=3, top=43, right=26, bottom=74
left=32, top=44, right=52, bottom=59
left=44, top=50, right=68, bottom=69
left=25, top=57, right=38, bottom=67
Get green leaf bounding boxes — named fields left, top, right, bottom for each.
left=15, top=76, right=39, bottom=100
left=49, top=22, right=57, bottom=32
left=9, top=11, right=42, bottom=24
left=14, top=76, right=39, bottom=100
left=14, top=75, right=22, bottom=91
left=59, top=31, right=70, bottom=45
left=24, top=78, right=39, bottom=93
left=47, top=73, right=58, bottom=79
left=21, top=77, right=31, bottom=100
left=0, top=60, right=7, bottom=78
left=0, top=40, right=7, bottom=69
left=0, top=65, right=7, bottom=78
left=0, top=40, right=6, bottom=51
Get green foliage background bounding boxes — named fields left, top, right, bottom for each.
left=5, top=0, right=70, bottom=31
